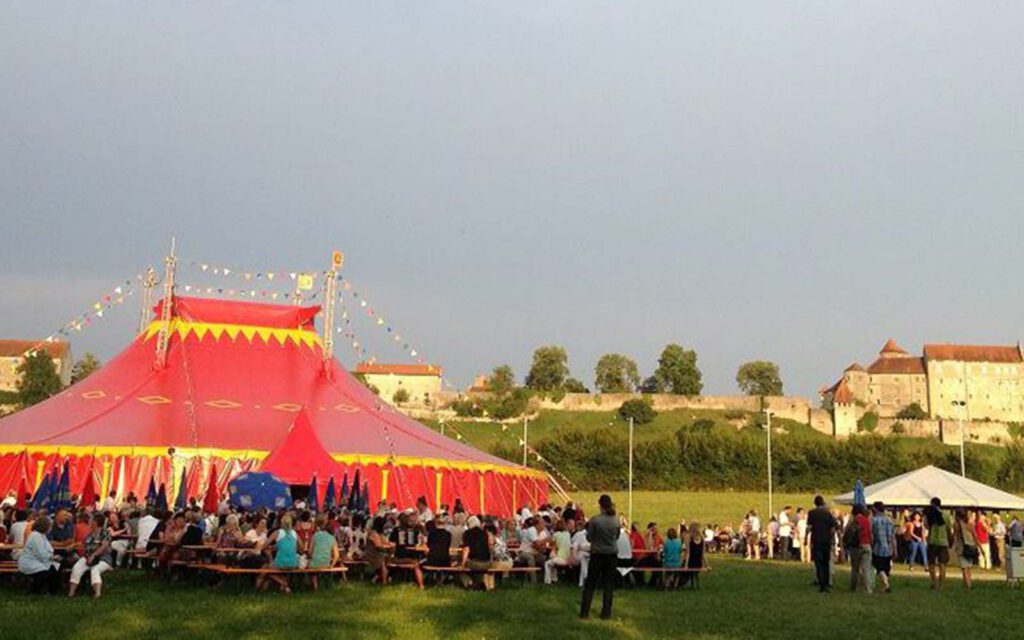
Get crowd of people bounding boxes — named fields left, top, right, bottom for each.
left=3, top=487, right=1021, bottom=606
left=0, top=489, right=706, bottom=604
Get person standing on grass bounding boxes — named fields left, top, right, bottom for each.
left=746, top=510, right=762, bottom=560
left=843, top=505, right=873, bottom=593
left=924, top=497, right=950, bottom=590
left=991, top=514, right=1007, bottom=569
left=905, top=511, right=928, bottom=570
left=579, top=494, right=620, bottom=620
left=870, top=502, right=896, bottom=593
left=974, top=510, right=991, bottom=570
left=807, top=496, right=837, bottom=593
left=778, top=507, right=792, bottom=561
left=951, top=509, right=978, bottom=590
left=795, top=508, right=809, bottom=563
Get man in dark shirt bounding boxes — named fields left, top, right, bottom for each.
left=580, top=494, right=621, bottom=619
left=806, top=495, right=837, bottom=593
left=460, top=516, right=493, bottom=590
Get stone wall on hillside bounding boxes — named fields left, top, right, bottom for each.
left=872, top=418, right=1013, bottom=445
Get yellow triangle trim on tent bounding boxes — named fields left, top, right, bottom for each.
left=142, top=321, right=322, bottom=349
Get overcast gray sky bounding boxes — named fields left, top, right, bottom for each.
left=2, top=3, right=1022, bottom=398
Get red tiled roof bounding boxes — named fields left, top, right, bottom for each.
left=923, top=344, right=1022, bottom=364
left=880, top=339, right=909, bottom=355
left=0, top=340, right=70, bottom=359
left=833, top=379, right=855, bottom=404
left=867, top=356, right=925, bottom=375
left=354, top=363, right=443, bottom=377
left=844, top=362, right=865, bottom=373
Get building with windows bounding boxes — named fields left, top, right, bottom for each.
left=353, top=362, right=444, bottom=406
left=822, top=339, right=1024, bottom=432
left=0, top=340, right=73, bottom=392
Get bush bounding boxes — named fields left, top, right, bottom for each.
left=896, top=402, right=927, bottom=420
left=890, top=421, right=906, bottom=434
left=483, top=388, right=530, bottom=420
left=392, top=388, right=410, bottom=405
left=618, top=398, right=657, bottom=425
left=450, top=398, right=483, bottom=418
left=858, top=411, right=878, bottom=433
left=723, top=409, right=747, bottom=421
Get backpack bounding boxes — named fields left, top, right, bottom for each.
left=842, top=518, right=860, bottom=548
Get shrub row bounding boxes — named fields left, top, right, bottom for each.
left=497, top=425, right=1024, bottom=494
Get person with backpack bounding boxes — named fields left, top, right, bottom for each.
left=843, top=505, right=873, bottom=592
left=925, top=497, right=950, bottom=590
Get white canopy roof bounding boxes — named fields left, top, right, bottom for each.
left=834, top=465, right=1024, bottom=511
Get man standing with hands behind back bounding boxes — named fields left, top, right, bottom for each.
left=806, top=495, right=837, bottom=593
left=579, top=494, right=621, bottom=620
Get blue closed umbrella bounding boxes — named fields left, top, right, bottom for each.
left=348, top=469, right=361, bottom=510
left=227, top=472, right=293, bottom=511
left=156, top=483, right=168, bottom=512
left=853, top=479, right=866, bottom=509
left=359, top=481, right=370, bottom=513
left=340, top=473, right=350, bottom=506
left=145, top=477, right=158, bottom=508
left=30, top=471, right=52, bottom=510
left=308, top=473, right=319, bottom=512
left=53, top=461, right=72, bottom=511
left=324, top=476, right=337, bottom=511
left=174, top=467, right=189, bottom=511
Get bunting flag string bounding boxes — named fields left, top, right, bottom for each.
left=334, top=276, right=427, bottom=366
left=177, top=283, right=319, bottom=302
left=440, top=420, right=578, bottom=492
left=23, top=276, right=140, bottom=356
left=182, top=259, right=323, bottom=289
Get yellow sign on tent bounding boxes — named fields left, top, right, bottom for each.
left=296, top=273, right=314, bottom=291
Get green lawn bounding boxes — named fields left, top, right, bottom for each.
left=573, top=490, right=819, bottom=530
left=1, top=555, right=1017, bottom=639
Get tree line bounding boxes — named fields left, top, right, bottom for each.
left=484, top=344, right=783, bottom=397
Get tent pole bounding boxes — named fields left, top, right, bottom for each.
left=154, top=237, right=177, bottom=369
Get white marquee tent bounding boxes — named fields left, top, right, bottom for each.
left=834, top=465, right=1024, bottom=510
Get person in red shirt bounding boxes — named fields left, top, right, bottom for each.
left=73, top=512, right=91, bottom=556
left=851, top=505, right=873, bottom=593
left=628, top=523, right=650, bottom=587
left=974, top=511, right=991, bottom=570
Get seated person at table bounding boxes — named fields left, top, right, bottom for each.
left=425, top=519, right=453, bottom=568
left=69, top=513, right=114, bottom=598
left=460, top=516, right=494, bottom=591
left=308, top=514, right=340, bottom=591
left=544, top=520, right=574, bottom=584
left=157, top=512, right=187, bottom=573
left=487, top=522, right=514, bottom=574
left=49, top=510, right=77, bottom=565
left=365, top=517, right=389, bottom=585
left=256, top=514, right=300, bottom=593
left=19, top=516, right=61, bottom=595
left=389, top=512, right=425, bottom=589
left=107, top=511, right=131, bottom=567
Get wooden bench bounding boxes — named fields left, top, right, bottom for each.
left=419, top=564, right=542, bottom=586
left=634, top=566, right=711, bottom=589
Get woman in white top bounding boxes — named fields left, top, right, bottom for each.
left=19, top=515, right=61, bottom=595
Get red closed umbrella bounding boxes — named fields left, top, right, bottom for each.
left=202, top=464, right=219, bottom=513
left=14, top=475, right=28, bottom=509
left=79, top=467, right=98, bottom=509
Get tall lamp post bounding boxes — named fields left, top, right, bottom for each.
left=952, top=400, right=967, bottom=477
left=628, top=416, right=634, bottom=525
left=764, top=408, right=774, bottom=530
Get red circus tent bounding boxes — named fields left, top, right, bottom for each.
left=259, top=409, right=344, bottom=489
left=0, top=296, right=545, bottom=516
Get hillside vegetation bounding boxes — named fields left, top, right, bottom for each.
left=424, top=409, right=1024, bottom=494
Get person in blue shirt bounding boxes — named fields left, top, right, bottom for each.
left=661, top=527, right=684, bottom=590
left=19, top=515, right=61, bottom=595
left=870, top=501, right=896, bottom=593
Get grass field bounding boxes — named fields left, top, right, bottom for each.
left=573, top=490, right=819, bottom=530
left=1, top=554, right=1018, bottom=640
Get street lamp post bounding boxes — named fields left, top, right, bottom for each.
left=764, top=408, right=774, bottom=549
left=952, top=400, right=967, bottom=477
left=628, top=416, right=634, bottom=525
left=522, top=416, right=529, bottom=467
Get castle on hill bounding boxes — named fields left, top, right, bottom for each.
left=821, top=339, right=1024, bottom=437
